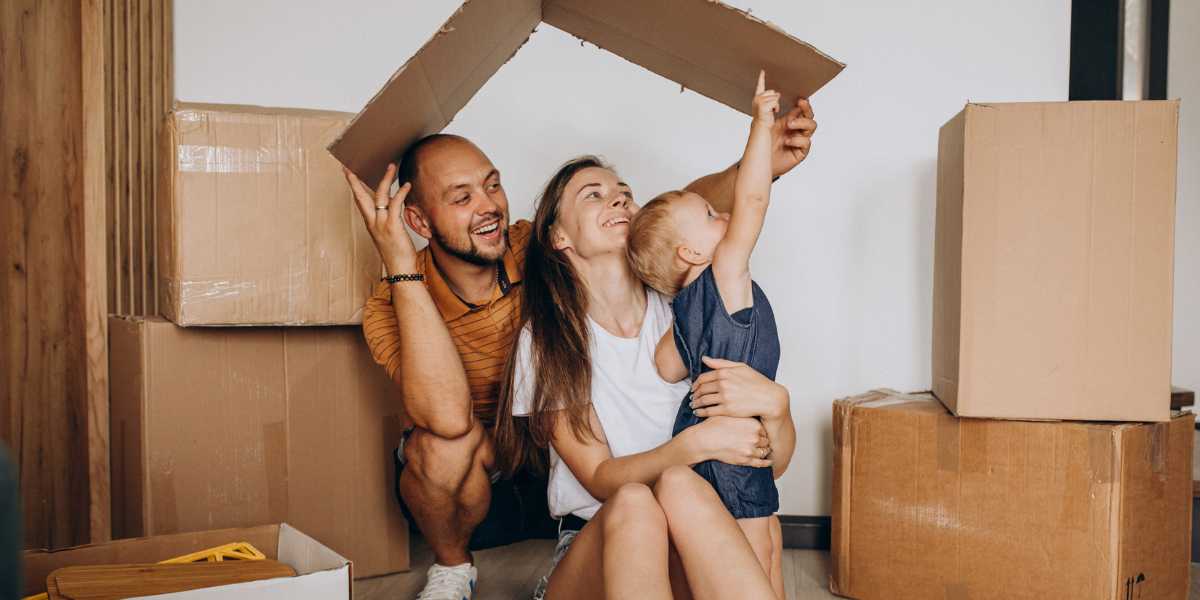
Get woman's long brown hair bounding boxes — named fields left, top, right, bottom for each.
left=495, top=156, right=610, bottom=476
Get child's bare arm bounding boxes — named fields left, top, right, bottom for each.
left=655, top=330, right=688, bottom=383
left=712, top=71, right=778, bottom=310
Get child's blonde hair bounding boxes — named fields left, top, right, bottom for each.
left=627, top=191, right=690, bottom=296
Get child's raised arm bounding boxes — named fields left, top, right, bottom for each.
left=712, top=70, right=779, bottom=309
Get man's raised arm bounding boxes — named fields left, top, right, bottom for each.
left=684, top=97, right=818, bottom=213
left=347, top=165, right=474, bottom=439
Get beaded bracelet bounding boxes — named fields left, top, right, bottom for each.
left=382, top=273, right=424, bottom=284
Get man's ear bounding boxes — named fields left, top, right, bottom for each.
left=676, top=245, right=706, bottom=266
left=551, top=225, right=573, bottom=252
left=404, top=204, right=432, bottom=240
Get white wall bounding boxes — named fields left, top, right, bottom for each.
left=175, top=0, right=1070, bottom=515
left=1171, top=0, right=1200, bottom=398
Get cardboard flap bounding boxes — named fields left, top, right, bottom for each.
left=543, top=0, right=843, bottom=116
left=330, top=0, right=844, bottom=184
left=277, top=523, right=350, bottom=576
left=328, top=0, right=543, bottom=184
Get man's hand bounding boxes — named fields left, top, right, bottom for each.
left=769, top=97, right=817, bottom=178
left=344, top=164, right=420, bottom=274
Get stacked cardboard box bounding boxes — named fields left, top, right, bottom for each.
left=831, top=101, right=1189, bottom=600
left=157, top=104, right=380, bottom=327
left=106, top=103, right=407, bottom=579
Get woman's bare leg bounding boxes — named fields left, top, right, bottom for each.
left=668, top=545, right=695, bottom=600
left=653, top=466, right=777, bottom=600
left=544, top=483, right=672, bottom=600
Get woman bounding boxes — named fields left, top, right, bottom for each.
left=497, top=157, right=796, bottom=599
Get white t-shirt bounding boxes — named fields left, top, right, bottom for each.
left=510, top=288, right=690, bottom=520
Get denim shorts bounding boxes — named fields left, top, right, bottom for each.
left=531, top=515, right=586, bottom=600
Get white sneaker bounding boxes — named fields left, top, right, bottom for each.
left=416, top=562, right=478, bottom=600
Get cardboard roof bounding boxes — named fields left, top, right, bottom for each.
left=329, top=0, right=845, bottom=183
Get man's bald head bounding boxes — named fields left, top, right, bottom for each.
left=393, top=133, right=510, bottom=267
left=396, top=134, right=485, bottom=207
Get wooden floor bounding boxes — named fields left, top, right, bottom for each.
left=356, top=535, right=1200, bottom=600
left=354, top=536, right=854, bottom=600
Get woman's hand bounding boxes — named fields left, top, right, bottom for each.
left=343, top=163, right=420, bottom=274
left=678, top=415, right=773, bottom=468
left=690, top=357, right=789, bottom=420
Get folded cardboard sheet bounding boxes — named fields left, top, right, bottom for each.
left=831, top=390, right=1192, bottom=600
left=24, top=524, right=351, bottom=599
left=933, top=100, right=1179, bottom=422
left=158, top=104, right=380, bottom=326
left=330, top=0, right=845, bottom=184
left=108, top=317, right=408, bottom=578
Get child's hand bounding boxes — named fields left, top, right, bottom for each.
left=752, top=70, right=780, bottom=127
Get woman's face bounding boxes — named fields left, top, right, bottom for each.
left=553, top=166, right=637, bottom=259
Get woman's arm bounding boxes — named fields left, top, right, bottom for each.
left=689, top=357, right=796, bottom=478
left=553, top=407, right=772, bottom=501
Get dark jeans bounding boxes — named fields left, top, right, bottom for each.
left=393, top=433, right=557, bottom=550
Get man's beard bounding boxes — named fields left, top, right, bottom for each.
left=432, top=226, right=509, bottom=266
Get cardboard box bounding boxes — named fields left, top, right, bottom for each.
left=932, top=101, right=1179, bottom=422
left=329, top=0, right=845, bottom=183
left=158, top=103, right=381, bottom=326
left=831, top=390, right=1192, bottom=600
left=109, top=317, right=408, bottom=578
left=23, top=523, right=351, bottom=599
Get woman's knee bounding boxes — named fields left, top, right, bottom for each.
left=604, top=483, right=666, bottom=533
left=654, top=465, right=716, bottom=520
left=654, top=465, right=705, bottom=501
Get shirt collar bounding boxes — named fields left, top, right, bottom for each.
left=424, top=237, right=523, bottom=322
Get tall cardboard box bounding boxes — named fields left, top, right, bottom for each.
left=830, top=390, right=1192, bottom=600
left=109, top=317, right=409, bottom=578
left=158, top=104, right=380, bottom=326
left=932, top=101, right=1178, bottom=422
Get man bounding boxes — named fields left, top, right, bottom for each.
left=343, top=98, right=817, bottom=600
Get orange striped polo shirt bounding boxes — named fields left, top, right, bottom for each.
left=362, top=220, right=531, bottom=428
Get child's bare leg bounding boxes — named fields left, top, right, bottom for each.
left=768, top=515, right=784, bottom=599
left=737, top=516, right=784, bottom=599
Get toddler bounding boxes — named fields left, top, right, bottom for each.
left=627, top=70, right=784, bottom=595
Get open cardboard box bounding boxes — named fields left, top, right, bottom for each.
left=23, top=524, right=352, bottom=599
left=330, top=0, right=845, bottom=182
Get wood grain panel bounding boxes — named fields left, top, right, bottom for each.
left=1, top=0, right=108, bottom=548
left=107, top=0, right=170, bottom=318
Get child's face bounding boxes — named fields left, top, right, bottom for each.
left=670, top=192, right=729, bottom=264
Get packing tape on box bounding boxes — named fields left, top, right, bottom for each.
left=937, top=416, right=960, bottom=473
left=263, top=421, right=289, bottom=524
left=1088, top=428, right=1115, bottom=484
left=150, top=464, right=179, bottom=534
left=176, top=144, right=303, bottom=174
left=1148, top=422, right=1168, bottom=475
left=944, top=582, right=970, bottom=600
